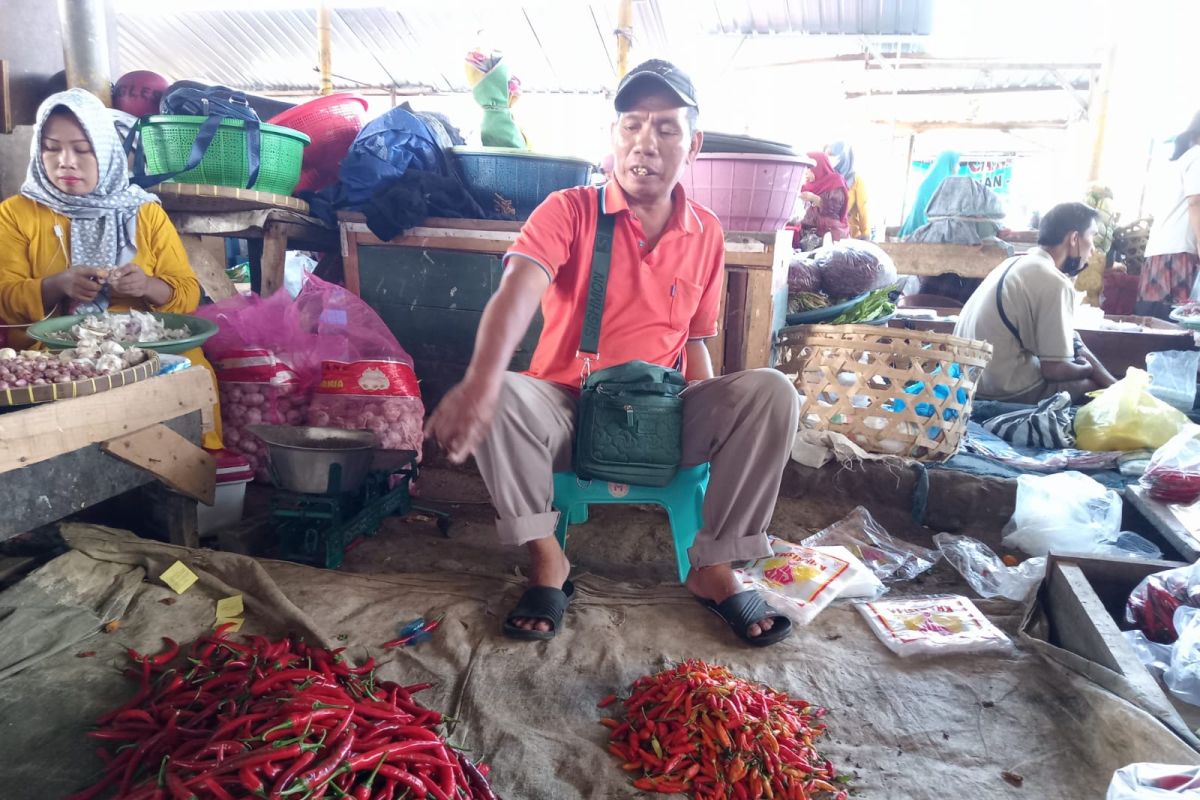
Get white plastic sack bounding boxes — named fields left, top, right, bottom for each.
left=1166, top=606, right=1200, bottom=706
left=1001, top=471, right=1123, bottom=556
left=855, top=594, right=1011, bottom=657
left=933, top=534, right=1045, bottom=601
left=1107, top=763, right=1200, bottom=799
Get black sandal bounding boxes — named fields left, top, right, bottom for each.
left=503, top=580, right=576, bottom=641
left=701, top=590, right=793, bottom=647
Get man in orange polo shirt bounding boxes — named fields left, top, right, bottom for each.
left=427, top=60, right=799, bottom=647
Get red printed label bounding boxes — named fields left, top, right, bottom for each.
left=214, top=348, right=298, bottom=386
left=316, top=360, right=420, bottom=398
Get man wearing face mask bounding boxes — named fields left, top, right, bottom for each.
left=955, top=202, right=1117, bottom=403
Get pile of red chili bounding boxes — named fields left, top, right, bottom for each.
left=599, top=660, right=846, bottom=799
left=68, top=624, right=501, bottom=800
left=1143, top=468, right=1200, bottom=505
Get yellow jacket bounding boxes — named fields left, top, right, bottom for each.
left=846, top=176, right=870, bottom=240
left=0, top=194, right=222, bottom=448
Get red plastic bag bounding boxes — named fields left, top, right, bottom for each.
left=1126, top=562, right=1200, bottom=644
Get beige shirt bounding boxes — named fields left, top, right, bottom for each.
left=954, top=248, right=1075, bottom=400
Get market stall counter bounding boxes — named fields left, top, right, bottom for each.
left=0, top=367, right=217, bottom=546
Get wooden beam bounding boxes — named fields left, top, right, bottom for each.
left=847, top=81, right=1089, bottom=100
left=877, top=242, right=1013, bottom=279
left=865, top=59, right=1101, bottom=71
left=0, top=368, right=215, bottom=474
left=102, top=423, right=216, bottom=505
left=317, top=2, right=333, bottom=96
left=616, top=0, right=633, bottom=78
left=874, top=120, right=1070, bottom=132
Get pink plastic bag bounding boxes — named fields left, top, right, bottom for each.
left=198, top=274, right=425, bottom=475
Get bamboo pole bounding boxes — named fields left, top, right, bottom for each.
left=1088, top=42, right=1117, bottom=182
left=317, top=2, right=333, bottom=96
left=616, top=0, right=632, bottom=78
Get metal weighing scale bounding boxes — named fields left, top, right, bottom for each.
left=247, top=425, right=450, bottom=569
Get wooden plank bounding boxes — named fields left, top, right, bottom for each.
left=744, top=269, right=776, bottom=369
left=180, top=234, right=237, bottom=302
left=259, top=222, right=288, bottom=297
left=723, top=271, right=749, bottom=373
left=102, top=423, right=216, bottom=505
left=0, top=368, right=214, bottom=475
left=1126, top=485, right=1200, bottom=562
left=878, top=242, right=1014, bottom=279
left=342, top=229, right=362, bottom=295
left=706, top=271, right=728, bottom=375
left=0, top=412, right=201, bottom=541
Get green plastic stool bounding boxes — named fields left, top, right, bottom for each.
left=552, top=464, right=710, bottom=583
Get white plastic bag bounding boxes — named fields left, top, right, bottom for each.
left=932, top=534, right=1045, bottom=601
left=1147, top=351, right=1200, bottom=412
left=1107, top=763, right=1200, bottom=799
left=1001, top=471, right=1123, bottom=556
left=801, top=506, right=939, bottom=582
left=736, top=538, right=862, bottom=626
left=855, top=594, right=1011, bottom=657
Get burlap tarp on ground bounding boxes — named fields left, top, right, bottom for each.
left=0, top=523, right=1195, bottom=799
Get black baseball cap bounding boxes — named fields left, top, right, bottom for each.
left=614, top=59, right=698, bottom=112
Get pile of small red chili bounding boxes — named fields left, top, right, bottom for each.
left=599, top=660, right=846, bottom=800
left=1144, top=468, right=1200, bottom=505
left=68, top=624, right=501, bottom=800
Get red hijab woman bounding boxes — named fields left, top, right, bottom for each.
left=800, top=150, right=850, bottom=242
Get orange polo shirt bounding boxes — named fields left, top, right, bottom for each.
left=504, top=180, right=724, bottom=389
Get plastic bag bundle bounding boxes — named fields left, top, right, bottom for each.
left=1106, top=764, right=1200, bottom=799
left=1141, top=426, right=1200, bottom=505
left=856, top=594, right=1011, bottom=657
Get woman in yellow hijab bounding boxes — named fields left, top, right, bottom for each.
left=0, top=88, right=222, bottom=449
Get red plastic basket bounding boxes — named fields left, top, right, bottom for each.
left=268, top=94, right=368, bottom=194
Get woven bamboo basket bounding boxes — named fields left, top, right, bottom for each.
left=776, top=325, right=993, bottom=462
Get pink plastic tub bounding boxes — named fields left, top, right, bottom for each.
left=680, top=153, right=814, bottom=232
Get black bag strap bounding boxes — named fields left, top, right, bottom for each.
left=994, top=257, right=1025, bottom=350
left=129, top=90, right=262, bottom=189
left=578, top=191, right=616, bottom=369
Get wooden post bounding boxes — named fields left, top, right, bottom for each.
left=616, top=0, right=633, bottom=78
left=259, top=222, right=288, bottom=297
left=1089, top=42, right=1117, bottom=182
left=895, top=133, right=916, bottom=236
left=317, top=2, right=333, bottom=97
left=180, top=234, right=237, bottom=302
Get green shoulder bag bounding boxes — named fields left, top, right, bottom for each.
left=573, top=205, right=686, bottom=487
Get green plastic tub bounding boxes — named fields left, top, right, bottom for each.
left=138, top=115, right=309, bottom=196
left=27, top=312, right=218, bottom=355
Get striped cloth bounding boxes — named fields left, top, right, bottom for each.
left=981, top=392, right=1075, bottom=449
left=1138, top=251, right=1200, bottom=304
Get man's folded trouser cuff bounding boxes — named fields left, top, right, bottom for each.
left=495, top=511, right=561, bottom=547
left=688, top=532, right=773, bottom=570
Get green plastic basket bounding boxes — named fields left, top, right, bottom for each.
left=138, top=115, right=310, bottom=196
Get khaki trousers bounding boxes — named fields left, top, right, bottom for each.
left=473, top=369, right=800, bottom=569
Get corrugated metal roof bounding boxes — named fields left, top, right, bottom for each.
left=113, top=0, right=936, bottom=95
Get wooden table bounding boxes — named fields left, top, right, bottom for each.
left=0, top=368, right=218, bottom=547
left=156, top=184, right=339, bottom=300
left=338, top=214, right=791, bottom=406
left=878, top=241, right=1019, bottom=280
